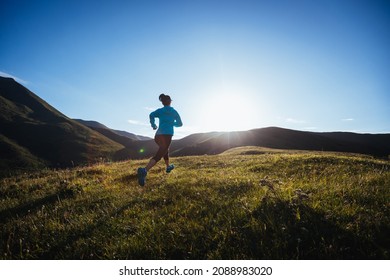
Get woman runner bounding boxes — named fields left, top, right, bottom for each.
left=137, top=94, right=183, bottom=186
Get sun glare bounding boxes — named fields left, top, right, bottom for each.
left=200, top=91, right=256, bottom=132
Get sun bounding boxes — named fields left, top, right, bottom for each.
left=200, top=91, right=256, bottom=132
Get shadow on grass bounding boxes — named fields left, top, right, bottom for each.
left=116, top=173, right=138, bottom=186
left=39, top=197, right=144, bottom=259
left=5, top=186, right=387, bottom=259
left=225, top=195, right=387, bottom=259
left=0, top=189, right=76, bottom=223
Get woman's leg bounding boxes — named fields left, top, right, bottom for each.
left=145, top=158, right=157, bottom=171
left=138, top=135, right=172, bottom=186
left=163, top=152, right=169, bottom=168
left=146, top=135, right=172, bottom=171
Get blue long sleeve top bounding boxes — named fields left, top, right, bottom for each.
left=149, top=106, right=183, bottom=135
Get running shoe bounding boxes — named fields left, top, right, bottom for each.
left=166, top=164, right=175, bottom=173
left=137, top=167, right=147, bottom=186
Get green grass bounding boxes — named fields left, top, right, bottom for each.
left=1, top=147, right=389, bottom=259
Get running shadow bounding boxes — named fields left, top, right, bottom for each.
left=117, top=173, right=138, bottom=185
left=225, top=196, right=384, bottom=259
left=40, top=197, right=142, bottom=259
left=0, top=189, right=75, bottom=223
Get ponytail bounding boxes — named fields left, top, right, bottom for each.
left=159, top=93, right=172, bottom=106
left=159, top=94, right=166, bottom=102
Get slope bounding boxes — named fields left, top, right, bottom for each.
left=169, top=127, right=390, bottom=158
left=0, top=77, right=124, bottom=169
left=74, top=119, right=151, bottom=143
left=1, top=150, right=389, bottom=259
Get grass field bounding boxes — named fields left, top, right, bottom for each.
left=1, top=147, right=389, bottom=259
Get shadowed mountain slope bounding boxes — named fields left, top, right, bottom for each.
left=169, top=128, right=390, bottom=158
left=74, top=119, right=151, bottom=142
left=113, top=127, right=390, bottom=160
left=0, top=77, right=123, bottom=170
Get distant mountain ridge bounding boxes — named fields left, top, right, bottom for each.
left=117, top=127, right=390, bottom=161
left=1, top=76, right=389, bottom=174
left=169, top=128, right=390, bottom=158
left=74, top=119, right=151, bottom=141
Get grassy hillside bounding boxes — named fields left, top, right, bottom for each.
left=0, top=134, right=47, bottom=173
left=1, top=147, right=389, bottom=259
left=0, top=77, right=124, bottom=170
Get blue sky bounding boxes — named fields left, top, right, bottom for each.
left=1, top=0, right=389, bottom=138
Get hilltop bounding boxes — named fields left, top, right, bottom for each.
left=1, top=148, right=389, bottom=259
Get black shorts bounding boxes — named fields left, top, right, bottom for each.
left=152, top=134, right=173, bottom=162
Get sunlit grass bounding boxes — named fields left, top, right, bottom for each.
left=1, top=147, right=389, bottom=259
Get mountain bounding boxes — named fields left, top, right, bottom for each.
left=169, top=127, right=390, bottom=158
left=72, top=119, right=153, bottom=160
left=1, top=76, right=389, bottom=175
left=109, top=127, right=390, bottom=160
left=0, top=77, right=124, bottom=172
left=74, top=119, right=151, bottom=141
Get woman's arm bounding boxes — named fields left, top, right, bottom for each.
left=149, top=109, right=159, bottom=129
left=174, top=111, right=183, bottom=127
